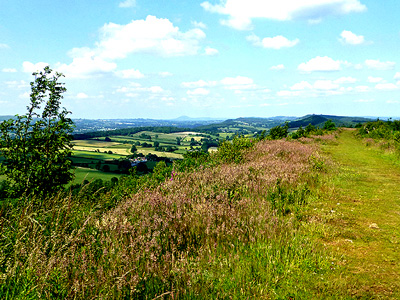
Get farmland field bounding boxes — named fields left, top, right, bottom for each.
left=72, top=167, right=123, bottom=184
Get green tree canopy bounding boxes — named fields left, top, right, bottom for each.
left=0, top=66, right=74, bottom=198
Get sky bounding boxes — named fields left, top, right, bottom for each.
left=0, top=0, right=399, bottom=119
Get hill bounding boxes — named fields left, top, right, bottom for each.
left=288, top=114, right=372, bottom=128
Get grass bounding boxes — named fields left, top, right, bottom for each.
left=305, top=129, right=400, bottom=298
left=72, top=167, right=123, bottom=184
left=0, top=137, right=339, bottom=299
left=3, top=130, right=400, bottom=298
left=71, top=150, right=124, bottom=160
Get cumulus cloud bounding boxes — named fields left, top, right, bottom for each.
left=159, top=71, right=173, bottom=77
left=54, top=16, right=206, bottom=78
left=270, top=64, right=285, bottom=70
left=119, top=0, right=136, bottom=8
left=247, top=34, right=299, bottom=49
left=182, top=79, right=216, bottom=88
left=96, top=16, right=205, bottom=59
left=204, top=46, right=219, bottom=55
left=367, top=76, right=383, bottom=83
left=313, top=80, right=340, bottom=90
left=5, top=80, right=29, bottom=89
left=220, top=76, right=256, bottom=90
left=290, top=81, right=313, bottom=90
left=2, top=68, right=17, bottom=73
left=187, top=88, right=210, bottom=96
left=192, top=21, right=207, bottom=29
left=277, top=90, right=301, bottom=97
left=290, top=80, right=340, bottom=91
left=375, top=83, right=398, bottom=90
left=394, top=72, right=400, bottom=80
left=116, top=68, right=145, bottom=79
left=56, top=49, right=117, bottom=78
left=298, top=56, right=342, bottom=72
left=340, top=30, right=365, bottom=45
left=201, top=0, right=366, bottom=29
left=365, top=59, right=395, bottom=70
left=335, top=76, right=358, bottom=83
left=76, top=92, right=89, bottom=99
left=22, top=61, right=49, bottom=73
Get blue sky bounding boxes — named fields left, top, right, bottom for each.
left=1, top=0, right=399, bottom=119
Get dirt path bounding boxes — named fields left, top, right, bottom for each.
left=320, top=129, right=400, bottom=298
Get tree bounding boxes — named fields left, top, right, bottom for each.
left=0, top=66, right=74, bottom=197
left=130, top=145, right=137, bottom=153
left=269, top=122, right=289, bottom=140
left=323, top=119, right=336, bottom=131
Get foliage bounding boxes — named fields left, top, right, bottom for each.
left=323, top=119, right=336, bottom=131
left=268, top=122, right=289, bottom=140
left=0, top=66, right=74, bottom=197
left=213, top=135, right=255, bottom=163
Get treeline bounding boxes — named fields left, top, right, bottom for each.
left=73, top=126, right=191, bottom=140
left=357, top=119, right=400, bottom=142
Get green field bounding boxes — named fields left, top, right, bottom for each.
left=72, top=167, right=123, bottom=184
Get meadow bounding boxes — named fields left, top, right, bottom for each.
left=1, top=125, right=400, bottom=298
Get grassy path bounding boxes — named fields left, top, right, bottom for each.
left=319, top=129, right=400, bottom=298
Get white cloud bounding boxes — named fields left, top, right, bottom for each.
left=5, top=80, right=28, bottom=89
left=375, top=83, right=398, bottom=90
left=22, top=61, right=49, bottom=73
left=187, top=88, right=210, bottom=96
left=52, top=16, right=207, bottom=79
left=340, top=30, right=365, bottom=45
left=2, top=68, right=17, bottom=73
left=96, top=15, right=205, bottom=59
left=335, top=76, right=358, bottom=84
left=201, top=0, right=366, bottom=29
left=220, top=76, right=257, bottom=90
left=394, top=72, right=400, bottom=80
left=277, top=90, right=301, bottom=97
left=119, top=0, right=136, bottom=8
left=76, top=92, right=89, bottom=99
left=116, top=83, right=166, bottom=95
left=192, top=21, right=207, bottom=29
left=298, top=56, right=342, bottom=72
left=221, top=76, right=253, bottom=86
left=365, top=59, right=395, bottom=70
left=270, top=64, right=285, bottom=70
left=220, top=17, right=252, bottom=30
left=355, top=85, right=370, bottom=92
left=117, top=68, right=145, bottom=79
left=182, top=79, right=216, bottom=88
left=57, top=50, right=117, bottom=78
left=386, top=100, right=400, bottom=104
left=290, top=81, right=313, bottom=90
left=0, top=43, right=10, bottom=49
left=159, top=71, right=173, bottom=77
left=313, top=80, right=339, bottom=90
left=247, top=34, right=299, bottom=49
left=367, top=76, right=383, bottom=83
left=204, top=46, right=219, bottom=56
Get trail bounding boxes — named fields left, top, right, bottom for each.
left=322, top=129, right=400, bottom=298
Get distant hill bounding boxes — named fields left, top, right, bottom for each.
left=288, top=114, right=373, bottom=129
left=196, top=116, right=297, bottom=134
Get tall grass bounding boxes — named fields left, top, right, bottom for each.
left=0, top=138, right=339, bottom=299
